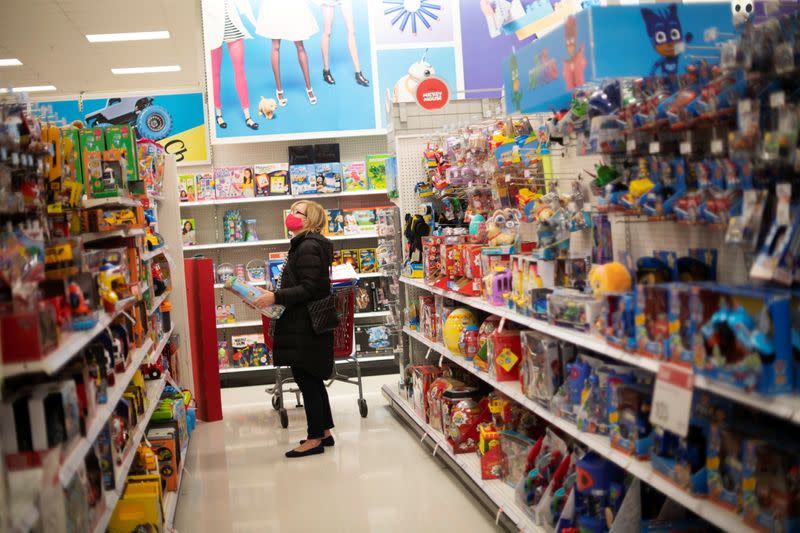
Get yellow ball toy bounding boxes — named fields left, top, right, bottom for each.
left=588, top=262, right=632, bottom=298
left=443, top=308, right=478, bottom=355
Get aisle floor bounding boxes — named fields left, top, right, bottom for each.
left=175, top=374, right=498, bottom=533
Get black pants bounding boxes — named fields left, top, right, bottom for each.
left=291, top=365, right=334, bottom=439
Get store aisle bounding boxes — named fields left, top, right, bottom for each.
left=174, top=375, right=498, bottom=533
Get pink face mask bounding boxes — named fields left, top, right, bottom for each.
left=285, top=213, right=305, bottom=233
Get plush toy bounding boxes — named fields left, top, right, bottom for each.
left=588, top=262, right=632, bottom=298
left=486, top=208, right=521, bottom=247
left=404, top=211, right=431, bottom=264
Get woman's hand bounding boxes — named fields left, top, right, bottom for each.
left=253, top=290, right=276, bottom=309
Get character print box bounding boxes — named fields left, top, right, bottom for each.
left=502, top=3, right=735, bottom=114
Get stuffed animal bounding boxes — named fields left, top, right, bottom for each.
left=588, top=262, right=632, bottom=298
left=486, top=209, right=521, bottom=247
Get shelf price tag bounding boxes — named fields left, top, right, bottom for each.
left=650, top=363, right=693, bottom=438
left=710, top=139, right=724, bottom=155
left=679, top=141, right=691, bottom=155
left=626, top=139, right=636, bottom=153
left=649, top=141, right=660, bottom=154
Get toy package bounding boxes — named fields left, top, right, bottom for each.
left=253, top=165, right=271, bottom=196
left=366, top=154, right=391, bottom=190
left=268, top=252, right=287, bottom=286
left=266, top=163, right=289, bottom=195
left=359, top=248, right=377, bottom=273
left=224, top=277, right=285, bottom=319
left=520, top=332, right=562, bottom=407
left=343, top=161, right=368, bottom=191
left=315, top=162, right=343, bottom=194
left=340, top=249, right=359, bottom=272
left=136, top=139, right=163, bottom=196
left=343, top=208, right=376, bottom=235
left=231, top=333, right=271, bottom=367
left=79, top=128, right=106, bottom=190
left=215, top=303, right=236, bottom=324
left=448, top=395, right=490, bottom=454
left=326, top=209, right=344, bottom=236
left=609, top=381, right=654, bottom=459
left=96, top=149, right=129, bottom=199
left=488, top=330, right=523, bottom=382
left=196, top=173, right=215, bottom=200
left=218, top=341, right=229, bottom=369
left=411, top=365, right=442, bottom=422
left=178, top=175, right=196, bottom=202
left=289, top=164, right=316, bottom=195
left=181, top=218, right=196, bottom=246
left=104, top=125, right=139, bottom=182
left=241, top=167, right=255, bottom=197
left=214, top=167, right=245, bottom=199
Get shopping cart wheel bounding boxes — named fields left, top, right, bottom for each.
left=358, top=398, right=368, bottom=418
left=279, top=408, right=289, bottom=428
left=271, top=394, right=281, bottom=411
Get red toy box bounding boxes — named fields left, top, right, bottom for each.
left=488, top=330, right=523, bottom=382
left=411, top=365, right=442, bottom=423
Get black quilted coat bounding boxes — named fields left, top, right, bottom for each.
left=273, top=232, right=334, bottom=379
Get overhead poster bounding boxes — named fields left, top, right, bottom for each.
left=38, top=92, right=209, bottom=165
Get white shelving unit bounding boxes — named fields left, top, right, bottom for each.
left=381, top=384, right=543, bottom=533
left=179, top=188, right=388, bottom=208
left=399, top=326, right=755, bottom=533
left=184, top=232, right=379, bottom=251
left=142, top=245, right=168, bottom=262
left=401, top=276, right=800, bottom=421
left=91, top=376, right=167, bottom=533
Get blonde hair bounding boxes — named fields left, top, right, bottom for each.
left=291, top=200, right=327, bottom=236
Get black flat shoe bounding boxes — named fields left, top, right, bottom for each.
left=323, top=69, right=336, bottom=85
left=246, top=118, right=259, bottom=130
left=355, top=71, right=370, bottom=87
left=285, top=444, right=325, bottom=458
left=216, top=115, right=227, bottom=128
left=300, top=436, right=335, bottom=447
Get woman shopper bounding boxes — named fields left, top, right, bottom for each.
left=254, top=200, right=335, bottom=457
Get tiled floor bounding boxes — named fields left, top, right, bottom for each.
left=174, top=374, right=498, bottom=532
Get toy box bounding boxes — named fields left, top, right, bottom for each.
left=343, top=161, right=367, bottom=191
left=358, top=248, right=377, bottom=273
left=419, top=295, right=437, bottom=341
left=693, top=285, right=793, bottom=396
left=196, top=173, right=215, bottom=200
left=411, top=365, right=441, bottom=423
left=609, top=382, right=654, bottom=459
left=448, top=395, right=490, bottom=454
left=742, top=437, right=800, bottom=533
left=181, top=218, right=196, bottom=246
left=427, top=377, right=466, bottom=433
left=488, top=330, right=523, bottom=382
left=61, top=128, right=84, bottom=186
left=455, top=243, right=484, bottom=296
left=253, top=165, right=270, bottom=196
left=89, top=149, right=128, bottom=198
left=547, top=289, right=601, bottom=331
left=266, top=163, right=290, bottom=195
left=178, top=175, right=196, bottom=202
left=422, top=236, right=443, bottom=285
left=366, top=154, right=391, bottom=190
left=707, top=424, right=744, bottom=512
left=440, top=236, right=467, bottom=291
left=340, top=249, right=359, bottom=272
left=79, top=128, right=106, bottom=190
left=289, top=164, right=316, bottom=195
left=315, top=162, right=343, bottom=194
left=602, top=292, right=636, bottom=350
left=343, top=208, right=376, bottom=235
left=109, top=474, right=163, bottom=533
left=635, top=285, right=675, bottom=359
left=104, top=125, right=139, bottom=182
left=478, top=423, right=504, bottom=479
left=574, top=452, right=625, bottom=532
left=520, top=332, right=562, bottom=407
left=502, top=3, right=736, bottom=114
left=651, top=424, right=709, bottom=496
left=147, top=427, right=180, bottom=491
left=213, top=167, right=244, bottom=199
left=241, top=167, right=255, bottom=197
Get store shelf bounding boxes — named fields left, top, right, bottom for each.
left=149, top=326, right=174, bottom=364
left=401, top=327, right=756, bottom=533
left=2, top=296, right=138, bottom=378
left=142, top=245, right=167, bottom=262
left=400, top=277, right=800, bottom=422
left=354, top=311, right=391, bottom=318
left=357, top=272, right=386, bottom=278
left=59, top=337, right=154, bottom=486
left=217, top=320, right=262, bottom=330
left=180, top=189, right=388, bottom=208
left=81, top=227, right=146, bottom=243
left=91, top=376, right=167, bottom=533
left=381, top=384, right=543, bottom=533
left=147, top=290, right=171, bottom=316
left=219, top=365, right=273, bottom=373
left=184, top=232, right=378, bottom=252
left=162, top=442, right=189, bottom=529
left=83, top=196, right=142, bottom=209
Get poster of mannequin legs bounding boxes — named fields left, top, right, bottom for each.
left=201, top=0, right=377, bottom=143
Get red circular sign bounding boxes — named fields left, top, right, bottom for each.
left=416, top=77, right=450, bottom=110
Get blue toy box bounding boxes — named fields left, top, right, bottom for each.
left=503, top=3, right=735, bottom=113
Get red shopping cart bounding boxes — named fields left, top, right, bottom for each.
left=263, top=278, right=368, bottom=428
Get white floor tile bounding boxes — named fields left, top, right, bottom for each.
left=175, top=375, right=499, bottom=533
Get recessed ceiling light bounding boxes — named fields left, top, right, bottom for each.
left=112, top=65, right=181, bottom=75
left=10, top=85, right=57, bottom=93
left=86, top=31, right=170, bottom=43
left=0, top=58, right=22, bottom=67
